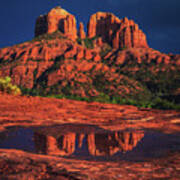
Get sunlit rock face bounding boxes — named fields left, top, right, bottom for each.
left=35, top=7, right=148, bottom=48
left=1, top=7, right=179, bottom=98
left=34, top=129, right=144, bottom=156
left=35, top=6, right=77, bottom=40
left=78, top=22, right=86, bottom=39
left=87, top=12, right=148, bottom=49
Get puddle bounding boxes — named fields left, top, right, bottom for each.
left=0, top=124, right=180, bottom=162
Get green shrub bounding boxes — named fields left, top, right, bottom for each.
left=0, top=76, right=21, bottom=95
left=92, top=93, right=110, bottom=103
left=31, top=31, right=65, bottom=42
left=77, top=37, right=96, bottom=49
left=100, top=45, right=112, bottom=58
left=84, top=38, right=94, bottom=49
left=151, top=97, right=179, bottom=110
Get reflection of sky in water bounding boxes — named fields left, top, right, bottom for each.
left=0, top=125, right=180, bottom=162
left=0, top=128, right=34, bottom=152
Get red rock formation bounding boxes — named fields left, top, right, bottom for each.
left=0, top=35, right=179, bottom=97
left=87, top=12, right=148, bottom=49
left=87, top=12, right=121, bottom=41
left=35, top=6, right=77, bottom=40
left=0, top=7, right=179, bottom=99
left=93, top=37, right=103, bottom=47
left=84, top=49, right=93, bottom=60
left=35, top=15, right=48, bottom=37
left=78, top=22, right=86, bottom=39
left=64, top=45, right=77, bottom=59
left=113, top=17, right=148, bottom=49
left=104, top=48, right=176, bottom=68
left=76, top=47, right=84, bottom=59
left=93, top=53, right=101, bottom=62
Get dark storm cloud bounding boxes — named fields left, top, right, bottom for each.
left=106, top=0, right=180, bottom=53
left=107, top=0, right=180, bottom=27
left=138, top=0, right=180, bottom=28
left=0, top=0, right=179, bottom=53
left=137, top=0, right=180, bottom=53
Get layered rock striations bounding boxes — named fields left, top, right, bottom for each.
left=0, top=31, right=142, bottom=95
left=87, top=12, right=148, bottom=49
left=35, top=6, right=77, bottom=40
left=78, top=22, right=86, bottom=39
left=0, top=7, right=179, bottom=97
left=35, top=7, right=148, bottom=49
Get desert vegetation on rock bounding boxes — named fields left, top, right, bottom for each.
left=0, top=6, right=179, bottom=109
left=0, top=76, right=21, bottom=95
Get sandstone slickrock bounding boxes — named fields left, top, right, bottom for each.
left=1, top=148, right=180, bottom=180
left=0, top=6, right=180, bottom=180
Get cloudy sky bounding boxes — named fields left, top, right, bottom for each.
left=0, top=0, right=179, bottom=54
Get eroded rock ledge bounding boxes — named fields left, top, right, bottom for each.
left=35, top=6, right=148, bottom=49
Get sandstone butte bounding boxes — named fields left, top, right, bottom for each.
left=87, top=12, right=148, bottom=49
left=35, top=6, right=77, bottom=40
left=0, top=6, right=180, bottom=97
left=0, top=6, right=180, bottom=179
left=34, top=7, right=148, bottom=48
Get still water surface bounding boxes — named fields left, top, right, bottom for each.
left=0, top=124, right=180, bottom=162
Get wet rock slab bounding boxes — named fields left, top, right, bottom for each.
left=0, top=124, right=180, bottom=162
left=0, top=93, right=180, bottom=179
left=0, top=148, right=180, bottom=180
left=0, top=124, right=180, bottom=179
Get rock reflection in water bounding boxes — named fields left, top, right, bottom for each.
left=34, top=127, right=144, bottom=157
left=87, top=132, right=144, bottom=156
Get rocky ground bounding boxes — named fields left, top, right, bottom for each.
left=0, top=149, right=180, bottom=180
left=0, top=6, right=180, bottom=180
left=0, top=93, right=180, bottom=179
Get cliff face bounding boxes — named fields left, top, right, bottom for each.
left=78, top=22, right=86, bottom=39
left=0, top=33, right=179, bottom=96
left=87, top=12, right=148, bottom=49
left=35, top=8, right=148, bottom=49
left=0, top=6, right=180, bottom=99
left=35, top=6, right=77, bottom=40
left=87, top=12, right=121, bottom=40
left=0, top=31, right=143, bottom=96
left=104, top=48, right=179, bottom=67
